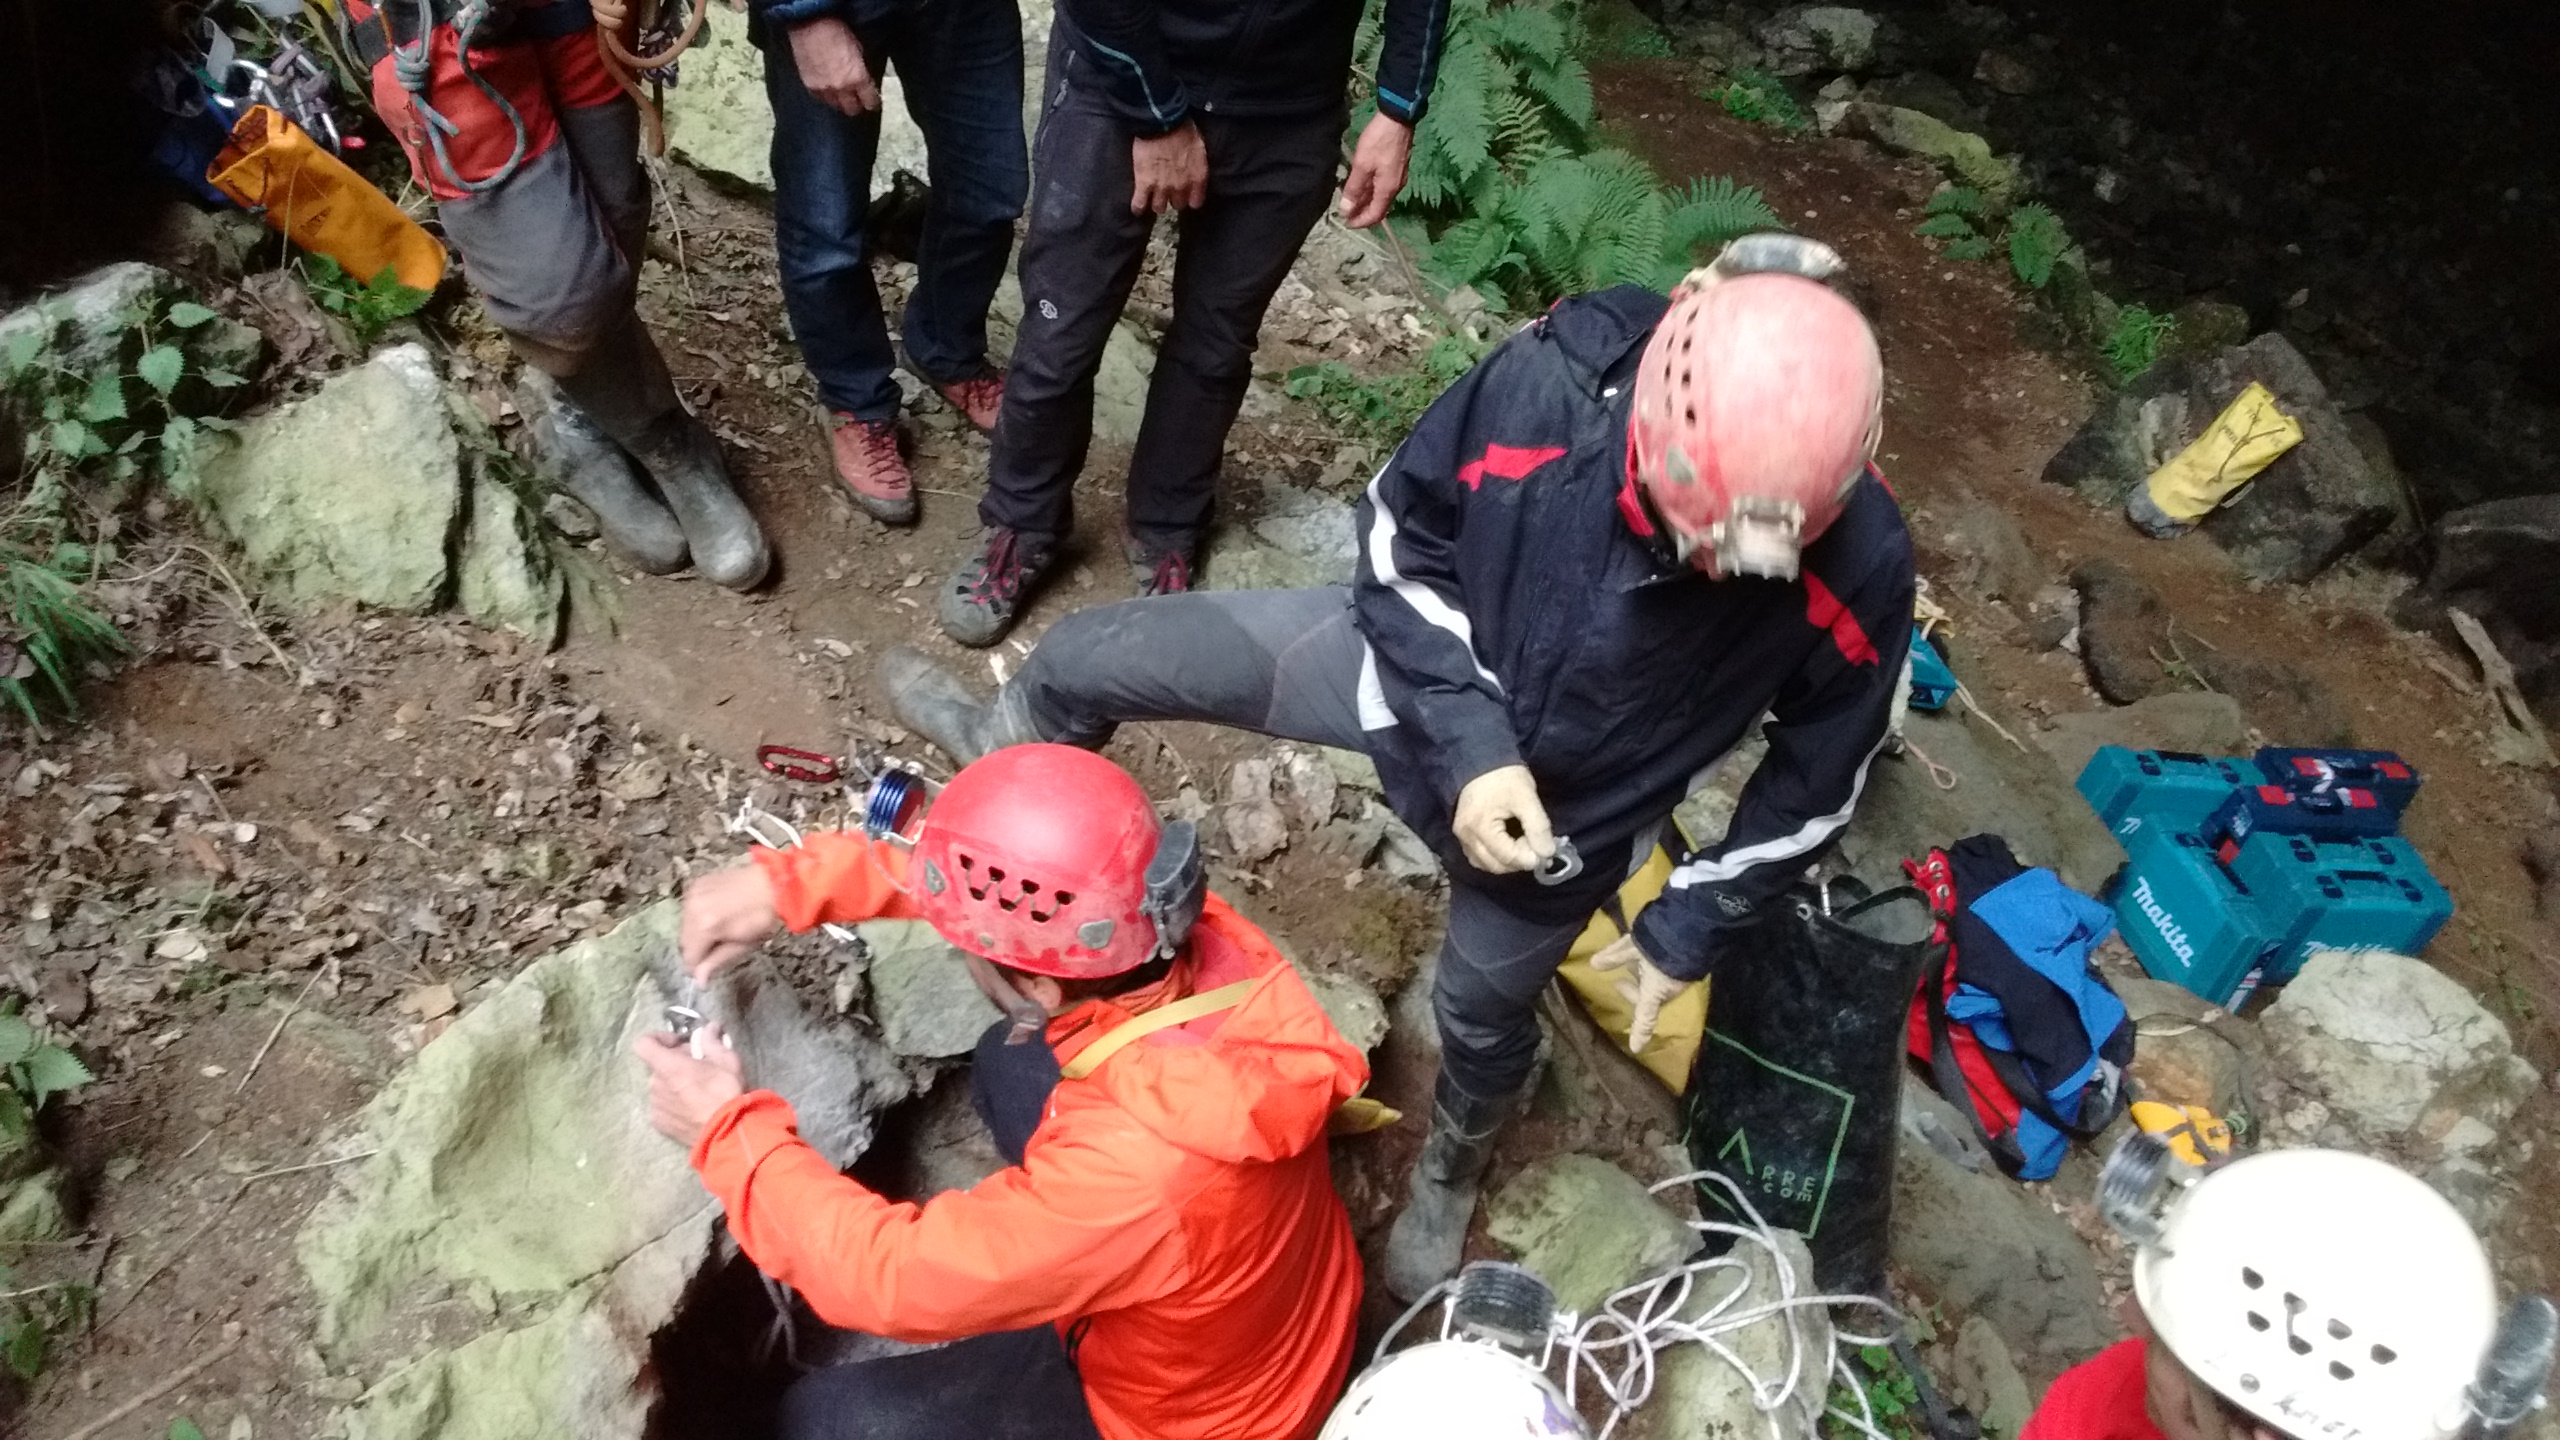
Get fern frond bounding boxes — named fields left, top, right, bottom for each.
left=1664, top=175, right=1781, bottom=254
left=1480, top=4, right=1569, bottom=64
left=2006, top=203, right=2067, bottom=290
left=1943, top=235, right=1993, bottom=262
left=1422, top=217, right=1520, bottom=289
left=1517, top=53, right=1596, bottom=136
left=1913, top=212, right=1979, bottom=240
left=1924, top=186, right=1985, bottom=217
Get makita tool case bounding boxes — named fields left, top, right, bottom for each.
left=2075, top=747, right=2252, bottom=837
left=2205, top=782, right=2396, bottom=853
left=2228, top=832, right=2454, bottom=977
left=2253, top=747, right=2421, bottom=815
left=2112, top=828, right=2281, bottom=1008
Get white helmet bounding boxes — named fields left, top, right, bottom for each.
left=2131, top=1147, right=2498, bottom=1440
left=1318, top=1339, right=1589, bottom=1440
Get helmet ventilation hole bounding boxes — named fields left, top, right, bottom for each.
left=2241, top=1267, right=2264, bottom=1290
left=2239, top=1376, right=2261, bottom=1394
left=2370, top=1345, right=2397, bottom=1366
left=2247, top=1312, right=2271, bottom=1332
left=2326, top=1319, right=2351, bottom=1340
left=2328, top=1361, right=2354, bottom=1382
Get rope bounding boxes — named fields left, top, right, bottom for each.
left=395, top=0, right=531, bottom=193
left=1556, top=1170, right=1904, bottom=1440
left=596, top=0, right=705, bottom=156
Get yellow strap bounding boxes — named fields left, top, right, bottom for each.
left=1058, top=979, right=1262, bottom=1081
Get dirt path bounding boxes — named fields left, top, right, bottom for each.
left=6, top=69, right=2557, bottom=1436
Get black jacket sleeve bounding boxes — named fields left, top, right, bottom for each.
left=750, top=0, right=896, bottom=37
left=1373, top=0, right=1449, bottom=125
left=1352, top=346, right=1525, bottom=810
left=1055, top=0, right=1193, bottom=134
left=1631, top=565, right=1915, bottom=982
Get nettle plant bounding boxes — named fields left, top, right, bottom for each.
left=0, top=1005, right=94, bottom=1381
left=0, top=295, right=247, bottom=724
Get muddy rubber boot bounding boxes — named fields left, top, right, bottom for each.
left=1382, top=1070, right=1526, bottom=1303
left=630, top=413, right=774, bottom=592
left=522, top=377, right=689, bottom=575
left=877, top=646, right=1041, bottom=765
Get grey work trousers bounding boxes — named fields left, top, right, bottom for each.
left=1010, top=586, right=1600, bottom=1100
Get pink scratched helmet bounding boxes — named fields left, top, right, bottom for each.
left=1626, top=269, right=1883, bottom=579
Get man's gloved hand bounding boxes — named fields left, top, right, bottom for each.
left=1588, top=933, right=1688, bottom=1053
left=1452, top=764, right=1554, bottom=874
left=679, top=863, right=779, bottom=984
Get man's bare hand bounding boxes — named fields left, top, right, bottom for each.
left=1339, top=112, right=1413, bottom=228
left=679, top=863, right=779, bottom=983
left=788, top=18, right=880, bottom=116
left=636, top=1024, right=745, bottom=1150
left=1131, top=122, right=1207, bottom=215
left=592, top=0, right=629, bottom=31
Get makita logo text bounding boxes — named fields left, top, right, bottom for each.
left=2132, top=877, right=2196, bottom=963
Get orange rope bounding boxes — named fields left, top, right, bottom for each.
left=595, top=0, right=705, bottom=157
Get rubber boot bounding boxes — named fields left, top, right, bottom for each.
left=521, top=374, right=689, bottom=575
left=549, top=313, right=773, bottom=592
left=628, top=412, right=774, bottom=592
left=1382, top=1070, right=1526, bottom=1303
left=877, top=646, right=1040, bottom=765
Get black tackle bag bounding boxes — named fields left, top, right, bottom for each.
left=1681, top=882, right=1943, bottom=1295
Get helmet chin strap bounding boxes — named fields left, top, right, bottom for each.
left=959, top=950, right=1053, bottom=1046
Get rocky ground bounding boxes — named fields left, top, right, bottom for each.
left=2, top=9, right=2559, bottom=1438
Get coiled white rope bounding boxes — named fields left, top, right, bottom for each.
left=1557, top=1170, right=1905, bottom=1440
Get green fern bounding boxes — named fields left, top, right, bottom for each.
left=1913, top=213, right=1978, bottom=240
left=1662, top=176, right=1783, bottom=282
left=1924, top=187, right=1985, bottom=218
left=1704, top=69, right=1808, bottom=131
left=2006, top=203, right=2067, bottom=290
left=1943, top=236, right=1993, bottom=262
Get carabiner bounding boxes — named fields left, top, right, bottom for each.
left=757, top=745, right=843, bottom=785
left=1533, top=836, right=1585, bottom=887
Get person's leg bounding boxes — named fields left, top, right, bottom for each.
left=776, top=1327, right=1102, bottom=1440
left=1382, top=884, right=1599, bottom=1301
left=551, top=95, right=649, bottom=267
left=893, top=0, right=1028, bottom=398
left=976, top=65, right=1153, bottom=542
left=763, top=37, right=900, bottom=422
left=1121, top=108, right=1341, bottom=569
left=969, top=1018, right=1060, bottom=1166
left=884, top=586, right=1369, bottom=762
left=938, top=65, right=1156, bottom=644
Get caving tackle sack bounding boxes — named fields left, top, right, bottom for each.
left=1903, top=836, right=2133, bottom=1182
left=1556, top=840, right=1710, bottom=1094
left=208, top=104, right=449, bottom=291
left=2127, top=382, right=2303, bottom=537
left=1681, top=879, right=1939, bottom=1295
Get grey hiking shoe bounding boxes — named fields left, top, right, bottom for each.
left=876, top=646, right=1040, bottom=765
left=630, top=414, right=773, bottom=592
left=937, top=526, right=1056, bottom=648
left=523, top=378, right=688, bottom=575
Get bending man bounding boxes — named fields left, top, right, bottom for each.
left=638, top=744, right=1368, bottom=1439
left=881, top=238, right=1916, bottom=1299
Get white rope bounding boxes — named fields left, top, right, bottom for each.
left=723, top=797, right=864, bottom=947
left=1555, top=1169, right=1904, bottom=1440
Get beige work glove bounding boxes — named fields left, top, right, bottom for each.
left=1589, top=933, right=1688, bottom=1053
left=1451, top=764, right=1554, bottom=875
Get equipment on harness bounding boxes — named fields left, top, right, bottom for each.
left=1324, top=1263, right=1588, bottom=1440
left=910, top=745, right=1210, bottom=982
left=2099, top=1133, right=2548, bottom=1440
left=384, top=0, right=534, bottom=193
left=1624, top=236, right=1882, bottom=581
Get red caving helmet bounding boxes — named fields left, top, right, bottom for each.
left=912, top=745, right=1204, bottom=979
left=1625, top=266, right=1883, bottom=580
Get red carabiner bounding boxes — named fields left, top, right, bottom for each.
left=756, top=745, right=842, bottom=785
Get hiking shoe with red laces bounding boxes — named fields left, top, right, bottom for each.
left=938, top=526, right=1057, bottom=648
left=1138, top=548, right=1193, bottom=597
left=932, top=367, right=1006, bottom=434
left=828, top=414, right=917, bottom=525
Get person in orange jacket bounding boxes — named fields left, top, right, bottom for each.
left=636, top=743, right=1370, bottom=1440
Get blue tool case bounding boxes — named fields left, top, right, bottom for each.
left=2110, top=828, right=2281, bottom=1009
left=2206, top=783, right=2397, bottom=851
left=2253, top=747, right=2421, bottom=815
left=2227, top=832, right=2453, bottom=977
left=2075, top=747, right=2252, bottom=837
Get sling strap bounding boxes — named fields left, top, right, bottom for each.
left=1058, top=979, right=1260, bottom=1081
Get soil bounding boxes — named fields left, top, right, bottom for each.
left=4, top=50, right=2557, bottom=1438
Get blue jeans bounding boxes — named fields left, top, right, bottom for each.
left=762, top=0, right=1028, bottom=421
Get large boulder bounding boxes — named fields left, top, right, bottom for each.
left=1893, top=1079, right=2113, bottom=1377
left=1204, top=480, right=1359, bottom=591
left=2070, top=560, right=2174, bottom=704
left=2044, top=334, right=2403, bottom=584
left=1486, top=1155, right=1697, bottom=1313
left=2260, top=949, right=2540, bottom=1143
left=2035, top=693, right=2250, bottom=781
left=179, top=344, right=567, bottom=643
left=861, top=918, right=1005, bottom=1059
left=1650, top=1228, right=1835, bottom=1440
left=1755, top=5, right=1879, bottom=75
left=1841, top=104, right=2019, bottom=206
left=301, top=903, right=910, bottom=1440
left=1841, top=711, right=2125, bottom=896
left=2408, top=495, right=2560, bottom=718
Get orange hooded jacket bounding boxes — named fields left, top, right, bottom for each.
left=691, top=833, right=1370, bottom=1440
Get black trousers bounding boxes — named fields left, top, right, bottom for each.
left=775, top=1023, right=1094, bottom=1440
left=1007, top=587, right=1627, bottom=1100
left=982, top=38, right=1342, bottom=554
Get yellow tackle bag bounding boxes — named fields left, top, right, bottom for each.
left=2128, top=382, right=2303, bottom=536
left=1554, top=842, right=1711, bottom=1093
left=208, top=104, right=448, bottom=293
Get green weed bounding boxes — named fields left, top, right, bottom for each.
left=299, top=256, right=433, bottom=348
left=0, top=1004, right=96, bottom=1382
left=2005, top=202, right=2067, bottom=290
left=2102, top=303, right=2176, bottom=382
left=1286, top=333, right=1492, bottom=446
left=1705, top=69, right=1809, bottom=131
left=1823, top=1343, right=1926, bottom=1440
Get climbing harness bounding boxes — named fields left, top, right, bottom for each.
left=385, top=0, right=532, bottom=194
